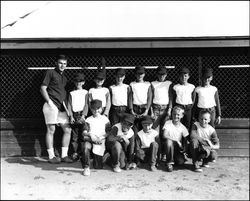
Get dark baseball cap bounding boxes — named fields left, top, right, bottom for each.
left=156, top=66, right=167, bottom=75
left=90, top=99, right=102, bottom=109
left=95, top=71, right=106, bottom=80
left=73, top=73, right=85, bottom=82
left=115, top=68, right=126, bottom=76
left=122, top=113, right=135, bottom=124
left=57, top=54, right=68, bottom=61
left=202, top=68, right=213, bottom=78
left=135, top=66, right=145, bottom=74
left=180, top=67, right=190, bottom=74
left=141, top=115, right=153, bottom=125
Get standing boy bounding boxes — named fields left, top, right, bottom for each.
left=190, top=110, right=220, bottom=172
left=80, top=99, right=111, bottom=176
left=67, top=73, right=89, bottom=161
left=109, top=68, right=130, bottom=126
left=129, top=66, right=152, bottom=131
left=151, top=66, right=173, bottom=161
left=40, top=55, right=73, bottom=163
left=172, top=67, right=195, bottom=131
left=162, top=106, right=189, bottom=172
left=193, top=68, right=221, bottom=128
left=135, top=115, right=159, bottom=171
left=89, top=70, right=111, bottom=117
left=106, top=113, right=136, bottom=173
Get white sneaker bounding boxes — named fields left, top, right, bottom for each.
left=128, top=162, right=137, bottom=169
left=113, top=165, right=122, bottom=173
left=83, top=167, right=90, bottom=176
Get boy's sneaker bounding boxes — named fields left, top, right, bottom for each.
left=48, top=156, right=61, bottom=164
left=61, top=156, right=74, bottom=163
left=194, top=163, right=203, bottom=172
left=150, top=165, right=157, bottom=172
left=83, top=167, right=90, bottom=176
left=113, top=165, right=122, bottom=173
left=211, top=159, right=216, bottom=163
left=202, top=162, right=210, bottom=168
left=71, top=153, right=79, bottom=162
left=166, top=164, right=173, bottom=172
left=127, top=162, right=137, bottom=169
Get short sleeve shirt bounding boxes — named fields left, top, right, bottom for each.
left=41, top=68, right=67, bottom=109
left=173, top=83, right=195, bottom=105
left=194, top=122, right=219, bottom=143
left=151, top=80, right=172, bottom=105
left=130, top=81, right=151, bottom=105
left=163, top=120, right=189, bottom=142
left=195, top=85, right=217, bottom=108
left=70, top=89, right=88, bottom=112
left=89, top=87, right=109, bottom=107
left=137, top=129, right=158, bottom=148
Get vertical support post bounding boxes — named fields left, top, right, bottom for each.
left=198, top=56, right=202, bottom=86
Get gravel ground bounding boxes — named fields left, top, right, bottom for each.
left=1, top=157, right=249, bottom=200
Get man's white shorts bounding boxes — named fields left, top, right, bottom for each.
left=43, top=102, right=69, bottom=125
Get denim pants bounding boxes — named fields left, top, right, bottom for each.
left=175, top=103, right=193, bottom=131
left=133, top=104, right=148, bottom=131
left=162, top=138, right=186, bottom=165
left=190, top=137, right=217, bottom=164
left=135, top=142, right=159, bottom=166
left=108, top=135, right=135, bottom=167
left=109, top=105, right=128, bottom=126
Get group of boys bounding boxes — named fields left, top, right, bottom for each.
left=40, top=55, right=221, bottom=176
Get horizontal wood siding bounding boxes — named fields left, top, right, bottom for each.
left=1, top=118, right=249, bottom=157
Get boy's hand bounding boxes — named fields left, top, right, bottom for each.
left=70, top=116, right=75, bottom=124
left=215, top=116, right=221, bottom=125
left=121, top=136, right=130, bottom=145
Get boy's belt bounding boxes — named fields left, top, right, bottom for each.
left=176, top=103, right=193, bottom=110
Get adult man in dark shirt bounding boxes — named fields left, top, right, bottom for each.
left=40, top=55, right=73, bottom=163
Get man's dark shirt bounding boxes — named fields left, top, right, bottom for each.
left=41, top=68, right=67, bottom=110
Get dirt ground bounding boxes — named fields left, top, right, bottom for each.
left=1, top=156, right=249, bottom=200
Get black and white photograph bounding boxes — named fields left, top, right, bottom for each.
left=1, top=1, right=249, bottom=200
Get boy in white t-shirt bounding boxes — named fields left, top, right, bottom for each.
left=135, top=115, right=159, bottom=171
left=67, top=73, right=89, bottom=161
left=89, top=70, right=111, bottom=117
left=190, top=110, right=220, bottom=172
left=129, top=66, right=152, bottom=131
left=173, top=67, right=195, bottom=131
left=162, top=106, right=189, bottom=172
left=109, top=68, right=130, bottom=126
left=193, top=68, right=221, bottom=128
left=80, top=99, right=111, bottom=176
left=106, top=113, right=136, bottom=173
left=151, top=66, right=173, bottom=162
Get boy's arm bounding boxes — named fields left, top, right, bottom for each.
left=192, top=89, right=199, bottom=122
left=104, top=90, right=111, bottom=117
left=127, top=86, right=131, bottom=109
left=128, top=85, right=136, bottom=115
left=214, top=90, right=221, bottom=125
left=106, top=126, right=122, bottom=142
left=142, top=84, right=152, bottom=116
left=191, top=87, right=196, bottom=107
left=82, top=93, right=89, bottom=117
left=167, top=83, right=174, bottom=116
left=207, top=130, right=220, bottom=149
left=67, top=93, right=74, bottom=123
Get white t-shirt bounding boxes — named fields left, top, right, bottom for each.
left=113, top=123, right=134, bottom=139
left=70, top=89, right=88, bottom=112
left=130, top=81, right=151, bottom=105
left=89, top=87, right=109, bottom=107
left=193, top=122, right=215, bottom=140
left=110, top=84, right=129, bottom=106
left=137, top=129, right=158, bottom=148
left=195, top=85, right=217, bottom=108
left=163, top=120, right=189, bottom=143
left=151, top=80, right=172, bottom=105
left=86, top=115, right=110, bottom=139
left=173, top=83, right=195, bottom=105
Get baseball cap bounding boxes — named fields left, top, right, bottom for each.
left=90, top=99, right=102, bottom=109
left=73, top=73, right=85, bottom=82
left=115, top=68, right=126, bottom=76
left=122, top=113, right=135, bottom=124
left=57, top=54, right=68, bottom=61
left=156, top=66, right=167, bottom=75
left=135, top=66, right=145, bottom=74
left=180, top=67, right=190, bottom=74
left=141, top=115, right=153, bottom=125
left=95, top=71, right=106, bottom=80
left=202, top=68, right=213, bottom=78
